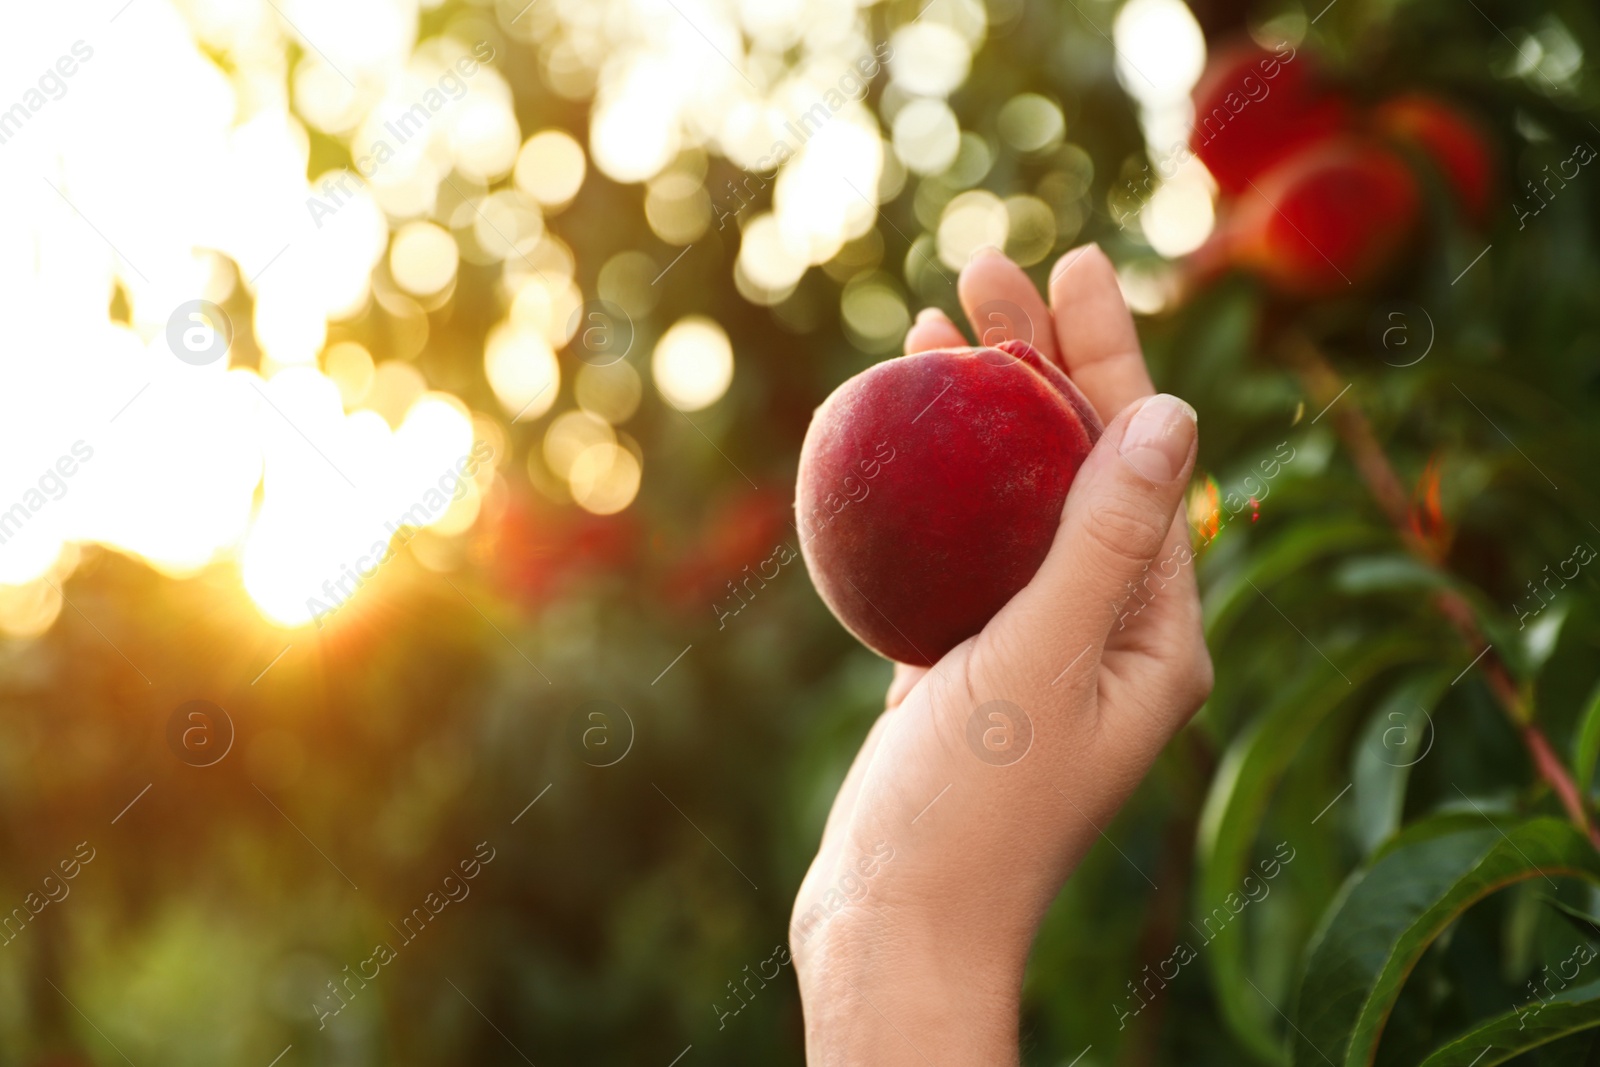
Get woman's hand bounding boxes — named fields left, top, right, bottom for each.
left=791, top=245, right=1212, bottom=1065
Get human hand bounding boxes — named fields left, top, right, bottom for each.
left=790, top=245, right=1212, bottom=1065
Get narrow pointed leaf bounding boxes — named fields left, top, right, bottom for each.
left=1544, top=897, right=1600, bottom=941
left=1572, top=680, right=1600, bottom=792
left=1195, top=638, right=1423, bottom=1064
left=1351, top=671, right=1452, bottom=855
left=1203, top=521, right=1383, bottom=643
left=1293, top=817, right=1600, bottom=1066
left=1416, top=977, right=1600, bottom=1067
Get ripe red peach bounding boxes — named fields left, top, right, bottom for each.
left=795, top=340, right=1101, bottom=666
left=1230, top=138, right=1420, bottom=297
left=1190, top=38, right=1352, bottom=195
left=1374, top=92, right=1495, bottom=223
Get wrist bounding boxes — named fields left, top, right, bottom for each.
left=795, top=909, right=1023, bottom=1066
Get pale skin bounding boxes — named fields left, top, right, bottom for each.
left=791, top=244, right=1214, bottom=1064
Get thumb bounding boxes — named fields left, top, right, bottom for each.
left=990, top=393, right=1198, bottom=677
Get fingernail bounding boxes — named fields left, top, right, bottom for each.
left=1050, top=242, right=1099, bottom=284
left=915, top=307, right=947, bottom=325
left=1118, top=394, right=1197, bottom=482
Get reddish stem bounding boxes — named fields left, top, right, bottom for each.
left=1523, top=724, right=1600, bottom=846
left=1286, top=335, right=1598, bottom=848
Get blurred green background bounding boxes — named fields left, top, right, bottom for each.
left=3, top=0, right=1600, bottom=1064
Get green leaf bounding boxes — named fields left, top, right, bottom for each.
left=1544, top=897, right=1600, bottom=942
left=1369, top=810, right=1504, bottom=863
left=1524, top=601, right=1572, bottom=677
left=1482, top=597, right=1577, bottom=684
left=1415, top=977, right=1600, bottom=1067
left=1293, top=817, right=1600, bottom=1067
left=1333, top=554, right=1453, bottom=597
left=1351, top=671, right=1453, bottom=855
left=1571, top=679, right=1600, bottom=793
left=1195, top=638, right=1424, bottom=1064
left=1203, top=520, right=1386, bottom=644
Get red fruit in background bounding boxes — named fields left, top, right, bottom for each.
left=795, top=340, right=1101, bottom=666
left=1230, top=139, right=1420, bottom=297
left=1190, top=38, right=1353, bottom=195
left=659, top=488, right=791, bottom=610
left=484, top=490, right=638, bottom=605
left=1374, top=93, right=1495, bottom=222
left=701, top=489, right=792, bottom=577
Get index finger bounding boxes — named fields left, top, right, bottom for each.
left=1048, top=244, right=1156, bottom=420
left=956, top=248, right=1062, bottom=369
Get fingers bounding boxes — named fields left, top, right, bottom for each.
left=1054, top=394, right=1200, bottom=617
left=812, top=663, right=925, bottom=864
left=1048, top=244, right=1156, bottom=421
left=813, top=705, right=895, bottom=861
left=1102, top=507, right=1199, bottom=659
left=957, top=248, right=1062, bottom=368
left=904, top=307, right=967, bottom=354
left=984, top=394, right=1199, bottom=690
left=886, top=663, right=928, bottom=709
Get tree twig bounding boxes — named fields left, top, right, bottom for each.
left=1284, top=332, right=1598, bottom=848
